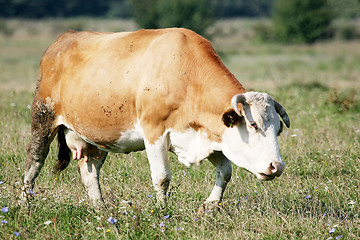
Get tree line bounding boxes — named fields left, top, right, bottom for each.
left=1, top=0, right=359, bottom=43
left=1, top=0, right=274, bottom=19
left=2, top=0, right=359, bottom=19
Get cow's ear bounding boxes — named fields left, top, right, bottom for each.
left=222, top=109, right=240, bottom=128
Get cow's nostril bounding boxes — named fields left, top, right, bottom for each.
left=268, top=161, right=285, bottom=177
left=270, top=162, right=276, bottom=172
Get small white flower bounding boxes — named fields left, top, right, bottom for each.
left=44, top=221, right=52, bottom=225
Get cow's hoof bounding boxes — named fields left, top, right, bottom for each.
left=18, top=194, right=27, bottom=206
left=198, top=201, right=223, bottom=214
left=18, top=186, right=34, bottom=206
left=90, top=199, right=107, bottom=212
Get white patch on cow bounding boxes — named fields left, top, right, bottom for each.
left=111, top=122, right=145, bottom=153
left=44, top=97, right=55, bottom=110
left=144, top=132, right=171, bottom=204
left=56, top=115, right=65, bottom=125
left=206, top=185, right=224, bottom=202
left=56, top=115, right=75, bottom=130
left=77, top=152, right=106, bottom=206
left=169, top=129, right=221, bottom=167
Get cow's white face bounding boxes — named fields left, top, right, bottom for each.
left=221, top=92, right=288, bottom=181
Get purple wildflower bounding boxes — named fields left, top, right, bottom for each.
left=254, top=190, right=258, bottom=194
left=245, top=196, right=248, bottom=202
left=159, top=222, right=165, bottom=227
left=194, top=218, right=199, bottom=221
left=1, top=207, right=9, bottom=213
left=132, top=215, right=136, bottom=220
left=306, top=195, right=311, bottom=199
left=322, top=212, right=327, bottom=217
left=29, top=189, right=35, bottom=195
left=14, top=231, right=20, bottom=237
left=329, top=228, right=335, bottom=234
left=147, top=195, right=152, bottom=198
left=335, top=235, right=342, bottom=239
left=0, top=181, right=3, bottom=184
left=1, top=220, right=8, bottom=224
left=164, top=215, right=170, bottom=219
left=107, top=217, right=117, bottom=224
left=184, top=171, right=187, bottom=176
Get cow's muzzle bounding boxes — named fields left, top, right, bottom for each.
left=258, top=161, right=285, bottom=181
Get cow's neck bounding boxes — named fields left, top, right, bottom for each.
left=185, top=62, right=245, bottom=143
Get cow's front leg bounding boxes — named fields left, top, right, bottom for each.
left=204, top=151, right=232, bottom=207
left=145, top=138, right=171, bottom=207
left=77, top=149, right=107, bottom=207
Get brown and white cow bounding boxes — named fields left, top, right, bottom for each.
left=22, top=28, right=290, bottom=207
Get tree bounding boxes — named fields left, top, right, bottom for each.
left=130, top=0, right=215, bottom=37
left=272, top=0, right=334, bottom=43
left=211, top=0, right=274, bottom=18
left=328, top=0, right=360, bottom=19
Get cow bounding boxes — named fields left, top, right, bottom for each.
left=21, top=28, right=290, bottom=208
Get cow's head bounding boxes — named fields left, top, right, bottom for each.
left=221, top=92, right=290, bottom=181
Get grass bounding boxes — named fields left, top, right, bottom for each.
left=0, top=18, right=359, bottom=239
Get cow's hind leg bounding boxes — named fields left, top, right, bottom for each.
left=202, top=151, right=232, bottom=210
left=77, top=147, right=107, bottom=207
left=21, top=99, right=58, bottom=202
left=145, top=138, right=171, bottom=207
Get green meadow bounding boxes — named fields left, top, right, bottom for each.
left=0, top=19, right=359, bottom=239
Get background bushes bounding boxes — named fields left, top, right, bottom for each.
left=272, top=0, right=334, bottom=43
left=130, top=0, right=214, bottom=36
left=1, top=0, right=360, bottom=43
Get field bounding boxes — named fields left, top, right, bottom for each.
left=0, top=19, right=359, bottom=239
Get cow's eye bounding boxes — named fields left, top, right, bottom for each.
left=250, top=122, right=258, bottom=130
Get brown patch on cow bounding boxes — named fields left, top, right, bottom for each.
left=36, top=28, right=246, bottom=147
left=188, top=121, right=222, bottom=142
left=188, top=121, right=202, bottom=131
left=131, top=29, right=246, bottom=144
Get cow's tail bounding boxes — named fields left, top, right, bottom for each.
left=53, top=125, right=71, bottom=173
